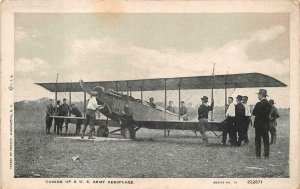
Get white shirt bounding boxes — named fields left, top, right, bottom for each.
left=87, top=96, right=98, bottom=110
left=243, top=103, right=251, bottom=116
left=226, top=103, right=235, bottom=117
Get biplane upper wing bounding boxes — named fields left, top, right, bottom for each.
left=35, top=72, right=286, bottom=92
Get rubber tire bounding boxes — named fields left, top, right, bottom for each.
left=97, top=125, right=109, bottom=137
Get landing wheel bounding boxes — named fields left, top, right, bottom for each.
left=121, top=126, right=136, bottom=139
left=97, top=125, right=109, bottom=137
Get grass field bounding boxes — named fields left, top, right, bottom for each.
left=14, top=102, right=289, bottom=178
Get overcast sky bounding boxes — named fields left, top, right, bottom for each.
left=14, top=13, right=290, bottom=108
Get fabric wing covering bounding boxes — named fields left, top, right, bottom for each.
left=35, top=72, right=287, bottom=92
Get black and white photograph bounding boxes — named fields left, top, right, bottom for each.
left=1, top=0, right=299, bottom=189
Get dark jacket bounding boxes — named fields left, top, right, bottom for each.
left=46, top=104, right=54, bottom=116
left=235, top=102, right=246, bottom=123
left=179, top=106, right=187, bottom=116
left=270, top=106, right=279, bottom=127
left=60, top=103, right=69, bottom=116
left=198, top=102, right=214, bottom=120
left=252, top=98, right=272, bottom=130
left=70, top=107, right=82, bottom=117
left=56, top=105, right=62, bottom=116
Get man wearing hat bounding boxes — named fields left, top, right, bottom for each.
left=198, top=96, right=214, bottom=144
left=252, top=89, right=272, bottom=158
left=81, top=91, right=104, bottom=139
left=235, top=95, right=246, bottom=147
left=269, top=99, right=280, bottom=144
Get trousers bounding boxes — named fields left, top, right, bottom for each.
left=222, top=117, right=235, bottom=145
left=255, top=127, right=270, bottom=157
left=45, top=115, right=53, bottom=134
left=198, top=118, right=208, bottom=143
left=82, top=109, right=96, bottom=137
left=270, top=126, right=277, bottom=144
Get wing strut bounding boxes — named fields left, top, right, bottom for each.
left=83, top=91, right=86, bottom=117
left=54, top=74, right=58, bottom=114
left=224, top=71, right=228, bottom=118
left=69, top=81, right=72, bottom=116
left=178, top=79, right=181, bottom=121
left=164, top=79, right=167, bottom=121
left=211, top=63, right=215, bottom=121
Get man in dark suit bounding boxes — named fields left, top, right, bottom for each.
left=235, top=95, right=246, bottom=146
left=45, top=99, right=54, bottom=134
left=252, top=89, right=272, bottom=158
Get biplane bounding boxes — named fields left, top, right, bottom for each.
left=35, top=72, right=286, bottom=139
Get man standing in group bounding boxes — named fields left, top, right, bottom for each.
left=81, top=91, right=104, bottom=139
left=235, top=95, right=246, bottom=146
left=60, top=98, right=70, bottom=134
left=252, top=89, right=272, bottom=158
left=165, top=101, right=175, bottom=137
left=221, top=97, right=235, bottom=146
left=198, top=96, right=214, bottom=144
left=242, top=96, right=252, bottom=144
left=54, top=100, right=62, bottom=134
left=70, top=104, right=83, bottom=136
left=45, top=99, right=54, bottom=134
left=269, top=99, right=280, bottom=144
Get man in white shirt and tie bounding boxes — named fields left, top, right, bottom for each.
left=221, top=97, right=236, bottom=146
left=81, top=91, right=104, bottom=139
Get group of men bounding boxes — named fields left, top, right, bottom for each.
left=221, top=95, right=251, bottom=147
left=45, top=91, right=104, bottom=139
left=46, top=98, right=70, bottom=134
left=196, top=89, right=279, bottom=158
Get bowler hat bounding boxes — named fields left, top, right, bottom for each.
left=256, top=89, right=268, bottom=96
left=63, top=98, right=67, bottom=100
left=201, top=96, right=208, bottom=102
left=236, top=95, right=243, bottom=101
left=91, top=91, right=98, bottom=96
left=269, top=99, right=275, bottom=104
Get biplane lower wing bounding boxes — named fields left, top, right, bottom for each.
left=51, top=116, right=224, bottom=132
left=50, top=116, right=119, bottom=127
left=135, top=120, right=225, bottom=132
